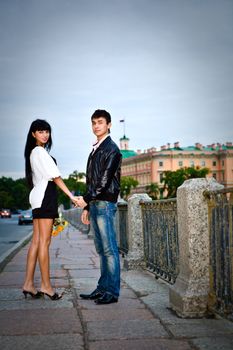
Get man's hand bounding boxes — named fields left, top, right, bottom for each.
left=76, top=196, right=88, bottom=209
left=81, top=209, right=90, bottom=225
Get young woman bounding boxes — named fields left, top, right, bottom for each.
left=22, top=119, right=77, bottom=300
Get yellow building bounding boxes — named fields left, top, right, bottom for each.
left=120, top=137, right=233, bottom=193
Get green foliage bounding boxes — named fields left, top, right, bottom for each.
left=0, top=177, right=30, bottom=210
left=146, top=182, right=160, bottom=200
left=161, top=166, right=210, bottom=198
left=120, top=176, right=139, bottom=200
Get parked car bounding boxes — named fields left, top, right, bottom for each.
left=18, top=209, right=33, bottom=225
left=0, top=209, right=11, bottom=218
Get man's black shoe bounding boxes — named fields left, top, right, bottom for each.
left=94, top=292, right=118, bottom=305
left=79, top=289, right=104, bottom=300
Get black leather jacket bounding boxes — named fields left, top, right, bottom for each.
left=83, top=136, right=122, bottom=206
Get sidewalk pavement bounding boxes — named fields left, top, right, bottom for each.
left=0, top=224, right=233, bottom=350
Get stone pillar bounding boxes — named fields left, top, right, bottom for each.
left=169, top=178, right=224, bottom=317
left=123, top=193, right=151, bottom=269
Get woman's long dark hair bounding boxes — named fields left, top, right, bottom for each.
left=24, top=119, right=52, bottom=189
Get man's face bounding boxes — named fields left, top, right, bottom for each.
left=92, top=117, right=111, bottom=140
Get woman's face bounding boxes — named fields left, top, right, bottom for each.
left=32, top=130, right=50, bottom=146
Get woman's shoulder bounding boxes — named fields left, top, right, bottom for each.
left=31, top=146, right=48, bottom=159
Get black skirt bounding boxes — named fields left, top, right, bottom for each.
left=32, top=181, right=58, bottom=219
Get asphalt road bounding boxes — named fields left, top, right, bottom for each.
left=0, top=215, right=32, bottom=257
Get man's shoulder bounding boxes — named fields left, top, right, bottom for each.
left=107, top=137, right=120, bottom=152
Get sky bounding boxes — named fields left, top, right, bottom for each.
left=0, top=0, right=232, bottom=179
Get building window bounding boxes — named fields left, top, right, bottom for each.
left=200, top=160, right=206, bottom=167
left=212, top=161, right=216, bottom=166
left=178, top=161, right=183, bottom=167
left=222, top=160, right=224, bottom=166
left=159, top=173, right=163, bottom=183
left=212, top=173, right=217, bottom=179
left=159, top=161, right=163, bottom=167
left=190, top=160, right=194, bottom=167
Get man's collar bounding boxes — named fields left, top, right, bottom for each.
left=92, top=134, right=110, bottom=149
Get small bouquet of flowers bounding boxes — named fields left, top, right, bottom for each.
left=52, top=215, right=68, bottom=237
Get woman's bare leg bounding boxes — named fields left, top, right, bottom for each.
left=22, top=219, right=40, bottom=293
left=38, top=218, right=55, bottom=295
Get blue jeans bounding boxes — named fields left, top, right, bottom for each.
left=89, top=201, right=120, bottom=298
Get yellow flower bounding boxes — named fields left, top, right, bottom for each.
left=51, top=218, right=68, bottom=237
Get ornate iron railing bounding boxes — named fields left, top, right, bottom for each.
left=140, top=198, right=179, bottom=284
left=204, top=187, right=233, bottom=318
left=117, top=202, right=128, bottom=256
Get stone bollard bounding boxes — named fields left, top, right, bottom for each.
left=169, top=178, right=224, bottom=318
left=123, top=193, right=151, bottom=269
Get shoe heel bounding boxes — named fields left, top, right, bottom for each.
left=23, top=291, right=28, bottom=298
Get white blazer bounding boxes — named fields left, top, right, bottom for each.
left=29, top=146, right=61, bottom=209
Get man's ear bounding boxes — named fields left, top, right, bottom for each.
left=108, top=122, right=112, bottom=131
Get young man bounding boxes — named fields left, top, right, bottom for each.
left=76, top=109, right=122, bottom=304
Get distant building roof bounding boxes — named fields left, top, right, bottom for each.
left=120, top=149, right=137, bottom=159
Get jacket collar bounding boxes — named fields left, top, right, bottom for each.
left=91, top=135, right=111, bottom=155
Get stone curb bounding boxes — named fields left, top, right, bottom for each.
left=0, top=231, right=33, bottom=272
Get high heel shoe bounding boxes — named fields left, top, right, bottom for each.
left=41, top=292, right=62, bottom=300
left=23, top=290, right=42, bottom=299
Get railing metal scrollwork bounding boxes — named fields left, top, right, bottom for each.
left=140, top=198, right=179, bottom=284
left=117, top=202, right=128, bottom=256
left=204, top=187, right=233, bottom=318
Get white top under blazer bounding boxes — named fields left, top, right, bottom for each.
left=29, top=146, right=61, bottom=209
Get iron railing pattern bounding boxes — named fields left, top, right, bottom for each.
left=140, top=199, right=179, bottom=284
left=204, top=187, right=233, bottom=317
left=117, top=202, right=128, bottom=256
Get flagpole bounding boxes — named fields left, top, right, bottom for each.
left=120, top=118, right=126, bottom=137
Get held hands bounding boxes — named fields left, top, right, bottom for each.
left=71, top=196, right=88, bottom=209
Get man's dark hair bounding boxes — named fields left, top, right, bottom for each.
left=91, top=109, right=111, bottom=124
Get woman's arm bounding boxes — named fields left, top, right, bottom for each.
left=53, top=177, right=77, bottom=203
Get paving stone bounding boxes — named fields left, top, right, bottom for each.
left=72, top=278, right=97, bottom=289
left=121, top=270, right=169, bottom=295
left=87, top=319, right=168, bottom=340
left=82, top=307, right=155, bottom=321
left=191, top=336, right=233, bottom=350
left=167, top=319, right=233, bottom=337
left=119, top=287, right=137, bottom=298
left=0, top=290, right=74, bottom=310
left=0, top=334, right=84, bottom=350
left=78, top=297, right=146, bottom=310
left=0, top=271, right=40, bottom=286
left=0, top=308, right=82, bottom=335
left=69, top=269, right=100, bottom=278
left=89, top=339, right=192, bottom=350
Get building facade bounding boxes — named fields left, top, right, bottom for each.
left=120, top=138, right=233, bottom=193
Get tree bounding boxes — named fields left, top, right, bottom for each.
left=69, top=170, right=86, bottom=182
left=146, top=182, right=160, bottom=200
left=161, top=166, right=210, bottom=198
left=120, top=176, right=139, bottom=200
left=0, top=177, right=29, bottom=210
left=0, top=191, right=14, bottom=209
